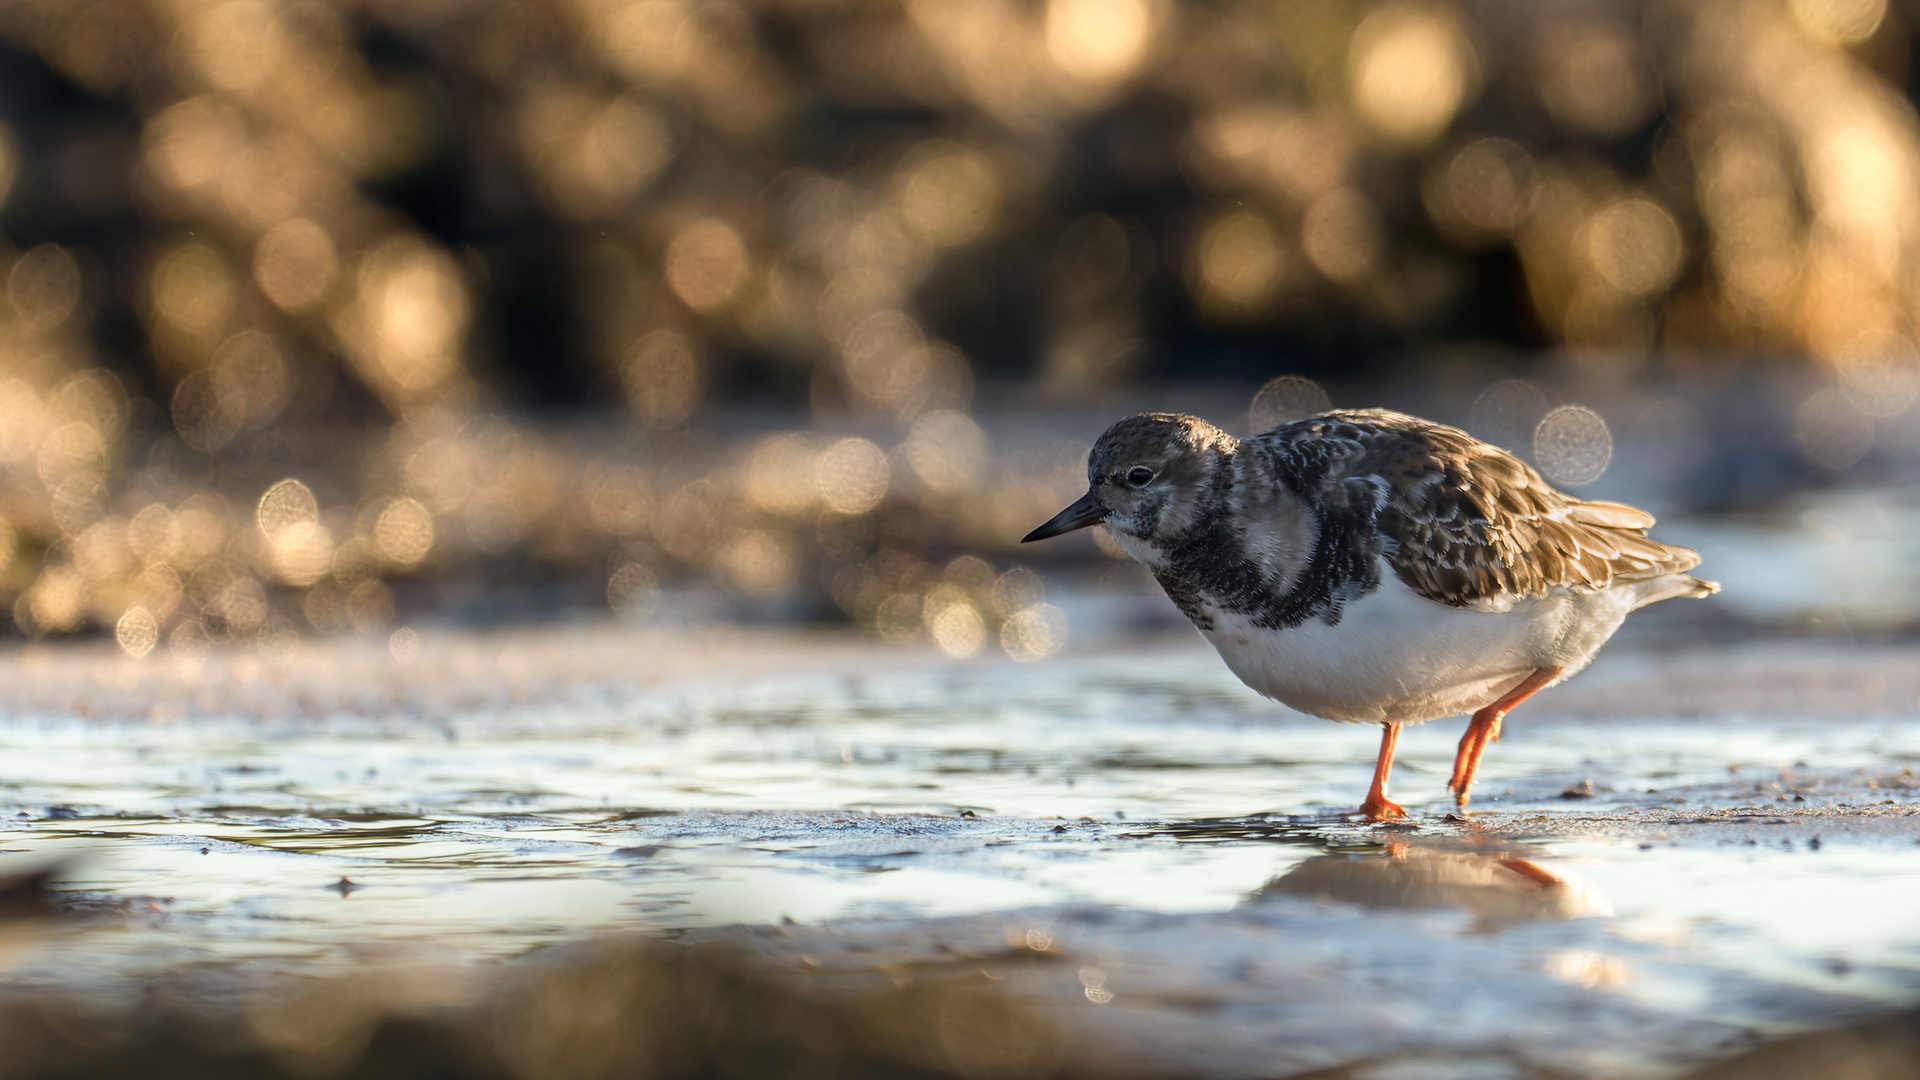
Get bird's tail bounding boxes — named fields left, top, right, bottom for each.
left=1631, top=574, right=1719, bottom=610
left=1680, top=575, right=1720, bottom=598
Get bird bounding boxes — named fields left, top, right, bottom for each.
left=1021, top=408, right=1717, bottom=821
left=1257, top=841, right=1611, bottom=927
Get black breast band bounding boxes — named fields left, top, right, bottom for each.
left=1151, top=446, right=1385, bottom=632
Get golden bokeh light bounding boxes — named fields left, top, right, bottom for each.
left=1533, top=406, right=1613, bottom=486
left=375, top=498, right=435, bottom=569
left=172, top=372, right=242, bottom=453
left=0, top=382, right=49, bottom=469
left=8, top=244, right=82, bottom=331
left=267, top=522, right=334, bottom=588
left=1300, top=189, right=1382, bottom=284
left=836, top=312, right=973, bottom=419
left=254, top=218, right=339, bottom=313
left=24, top=562, right=87, bottom=634
left=169, top=618, right=212, bottom=660
left=1584, top=198, right=1683, bottom=297
left=52, top=370, right=129, bottom=439
left=149, top=241, right=236, bottom=344
left=923, top=584, right=986, bottom=657
left=174, top=495, right=230, bottom=571
left=518, top=90, right=671, bottom=221
left=1189, top=108, right=1276, bottom=193
left=894, top=141, right=1001, bottom=249
left=817, top=212, right=925, bottom=328
left=650, top=480, right=722, bottom=563
left=1248, top=375, right=1332, bottom=432
left=257, top=479, right=319, bottom=544
left=1045, top=0, right=1156, bottom=84
left=346, top=578, right=394, bottom=633
left=945, top=554, right=995, bottom=591
left=1001, top=603, right=1067, bottom=662
left=584, top=463, right=653, bottom=535
left=1192, top=210, right=1285, bottom=318
left=621, top=331, right=703, bottom=428
left=817, top=438, right=890, bottom=514
left=389, top=625, right=419, bottom=663
left=331, top=536, right=377, bottom=589
left=1695, top=116, right=1801, bottom=323
left=875, top=589, right=923, bottom=643
left=3, top=0, right=1920, bottom=649
left=665, top=218, right=751, bottom=314
left=840, top=310, right=923, bottom=413
left=904, top=410, right=988, bottom=496
left=1533, top=21, right=1651, bottom=138
left=44, top=1, right=151, bottom=93
left=1433, top=138, right=1535, bottom=233
left=37, top=421, right=109, bottom=491
left=1267, top=113, right=1357, bottom=203
left=1796, top=258, right=1895, bottom=362
left=905, top=0, right=1056, bottom=129
left=607, top=562, right=660, bottom=621
left=131, top=562, right=184, bottom=619
left=143, top=96, right=248, bottom=197
left=1790, top=0, right=1887, bottom=44
left=1043, top=318, right=1140, bottom=389
left=596, top=0, right=787, bottom=132
left=72, top=517, right=132, bottom=580
left=183, top=0, right=286, bottom=92
left=115, top=605, right=159, bottom=658
left=206, top=330, right=295, bottom=435
left=1807, top=124, right=1912, bottom=267
left=1349, top=5, right=1474, bottom=146
left=717, top=529, right=797, bottom=594
left=599, top=0, right=697, bottom=83
left=745, top=434, right=824, bottom=517
left=989, top=567, right=1044, bottom=618
left=335, top=238, right=470, bottom=407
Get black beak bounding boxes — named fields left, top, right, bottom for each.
left=1022, top=489, right=1106, bottom=543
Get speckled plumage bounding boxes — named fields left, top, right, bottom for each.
left=1248, top=409, right=1710, bottom=613
left=1071, top=409, right=1714, bottom=634
left=1024, top=407, right=1720, bottom=815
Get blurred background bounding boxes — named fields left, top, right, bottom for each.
left=7, top=7, right=1920, bottom=1074
left=1, top=0, right=1919, bottom=660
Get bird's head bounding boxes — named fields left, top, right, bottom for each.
left=1022, top=413, right=1237, bottom=547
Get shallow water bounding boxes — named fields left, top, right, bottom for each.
left=0, top=628, right=1917, bottom=1074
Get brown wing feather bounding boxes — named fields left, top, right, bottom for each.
left=1295, top=409, right=1705, bottom=607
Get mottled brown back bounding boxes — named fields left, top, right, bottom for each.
left=1249, top=409, right=1708, bottom=607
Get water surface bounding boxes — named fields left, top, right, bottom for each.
left=0, top=628, right=1916, bottom=1075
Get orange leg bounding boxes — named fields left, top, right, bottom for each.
left=1448, top=666, right=1563, bottom=808
left=1497, top=858, right=1567, bottom=888
left=1357, top=722, right=1407, bottom=821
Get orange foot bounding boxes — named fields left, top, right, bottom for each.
left=1358, top=723, right=1408, bottom=821
left=1450, top=666, right=1565, bottom=807
left=1357, top=794, right=1406, bottom=821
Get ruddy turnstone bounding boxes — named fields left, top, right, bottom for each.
left=1022, top=409, right=1717, bottom=820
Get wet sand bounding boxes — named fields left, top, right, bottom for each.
left=0, top=625, right=1915, bottom=1077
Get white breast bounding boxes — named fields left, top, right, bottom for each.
left=1196, top=562, right=1643, bottom=723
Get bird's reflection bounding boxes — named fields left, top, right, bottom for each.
left=1251, top=841, right=1611, bottom=928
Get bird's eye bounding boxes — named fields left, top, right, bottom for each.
left=1126, top=466, right=1154, bottom=487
